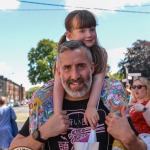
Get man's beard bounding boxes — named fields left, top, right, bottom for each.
left=61, top=72, right=92, bottom=98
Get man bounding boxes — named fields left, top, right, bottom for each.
left=10, top=41, right=146, bottom=150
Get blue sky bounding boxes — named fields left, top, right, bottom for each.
left=0, top=0, right=150, bottom=90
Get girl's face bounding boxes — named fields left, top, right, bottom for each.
left=66, top=19, right=97, bottom=48
left=132, top=80, right=147, bottom=100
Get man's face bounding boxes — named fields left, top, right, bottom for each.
left=58, top=49, right=94, bottom=100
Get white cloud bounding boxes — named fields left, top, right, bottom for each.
left=0, top=0, right=20, bottom=10
left=107, top=47, right=127, bottom=73
left=64, top=0, right=150, bottom=16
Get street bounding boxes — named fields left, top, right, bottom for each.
left=13, top=104, right=29, bottom=130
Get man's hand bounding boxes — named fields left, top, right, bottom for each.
left=105, top=106, right=147, bottom=150
left=40, top=110, right=70, bottom=140
left=84, top=106, right=100, bottom=129
left=105, top=112, right=133, bottom=142
left=105, top=106, right=135, bottom=143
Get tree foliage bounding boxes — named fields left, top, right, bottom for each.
left=28, top=39, right=57, bottom=84
left=106, top=64, right=124, bottom=81
left=108, top=72, right=124, bottom=81
left=26, top=86, right=40, bottom=99
left=118, top=40, right=150, bottom=79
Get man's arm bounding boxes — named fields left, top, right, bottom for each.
left=105, top=112, right=147, bottom=150
left=10, top=134, right=43, bottom=150
left=10, top=111, right=69, bottom=150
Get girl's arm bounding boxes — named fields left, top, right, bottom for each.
left=53, top=69, right=64, bottom=114
left=87, top=72, right=105, bottom=108
left=84, top=50, right=107, bottom=128
left=84, top=72, right=105, bottom=129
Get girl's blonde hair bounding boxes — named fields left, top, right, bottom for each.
left=131, top=77, right=150, bottom=102
left=57, top=10, right=107, bottom=74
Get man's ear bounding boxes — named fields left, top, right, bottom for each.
left=66, top=31, right=73, bottom=40
left=56, top=67, right=61, bottom=76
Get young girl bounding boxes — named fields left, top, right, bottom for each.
left=53, top=10, right=107, bottom=129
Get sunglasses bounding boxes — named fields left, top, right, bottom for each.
left=132, top=85, right=146, bottom=89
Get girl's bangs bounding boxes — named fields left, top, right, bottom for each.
left=75, top=15, right=97, bottom=29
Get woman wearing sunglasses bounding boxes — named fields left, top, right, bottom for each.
left=129, top=77, right=150, bottom=134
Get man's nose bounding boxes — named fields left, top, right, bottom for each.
left=71, top=68, right=80, bottom=80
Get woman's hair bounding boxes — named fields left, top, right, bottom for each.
left=57, top=10, right=107, bottom=74
left=131, top=77, right=150, bottom=102
left=0, top=96, right=6, bottom=106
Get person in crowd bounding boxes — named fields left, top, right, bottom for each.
left=10, top=41, right=146, bottom=150
left=129, top=77, right=150, bottom=134
left=0, top=96, right=17, bottom=149
left=53, top=9, right=107, bottom=129
left=125, top=83, right=132, bottom=103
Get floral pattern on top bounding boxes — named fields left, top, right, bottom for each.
left=28, top=79, right=54, bottom=133
left=101, top=78, right=127, bottom=116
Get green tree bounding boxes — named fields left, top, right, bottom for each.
left=118, top=40, right=150, bottom=79
left=26, top=86, right=40, bottom=99
left=108, top=72, right=124, bottom=81
left=28, top=39, right=57, bottom=85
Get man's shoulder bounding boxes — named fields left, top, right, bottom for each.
left=102, top=78, right=125, bottom=94
left=103, top=78, right=123, bottom=85
left=28, top=79, right=54, bottom=104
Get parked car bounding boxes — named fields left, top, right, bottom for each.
left=25, top=99, right=29, bottom=104
left=13, top=101, right=21, bottom=107
left=21, top=100, right=24, bottom=105
left=21, top=100, right=26, bottom=105
left=6, top=102, right=14, bottom=107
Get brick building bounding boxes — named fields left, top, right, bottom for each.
left=0, top=75, right=26, bottom=102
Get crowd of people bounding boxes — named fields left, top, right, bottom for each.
left=10, top=40, right=147, bottom=150
left=0, top=9, right=150, bottom=150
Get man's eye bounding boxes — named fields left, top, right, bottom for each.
left=78, top=64, right=86, bottom=69
left=64, top=66, right=71, bottom=71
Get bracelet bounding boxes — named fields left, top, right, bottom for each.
left=142, top=107, right=147, bottom=113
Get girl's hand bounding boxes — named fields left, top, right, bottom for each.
left=130, top=103, right=144, bottom=113
left=84, top=106, right=100, bottom=129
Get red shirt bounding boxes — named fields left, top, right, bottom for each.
left=130, top=101, right=150, bottom=134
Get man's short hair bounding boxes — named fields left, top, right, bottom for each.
left=57, top=40, right=93, bottom=64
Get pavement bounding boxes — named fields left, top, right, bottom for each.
left=16, top=113, right=28, bottom=122
left=16, top=113, right=28, bottom=130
